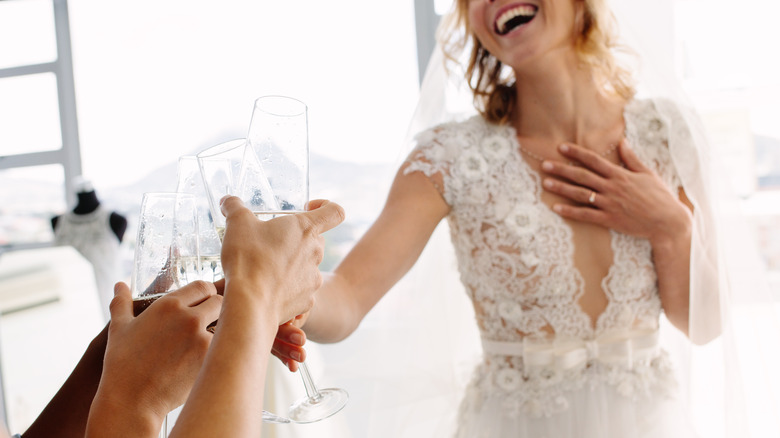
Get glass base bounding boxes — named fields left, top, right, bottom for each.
left=263, top=410, right=291, bottom=424
left=288, top=388, right=349, bottom=424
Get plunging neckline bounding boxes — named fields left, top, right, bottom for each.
left=499, top=107, right=633, bottom=337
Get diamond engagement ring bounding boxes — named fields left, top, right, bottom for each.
left=588, top=191, right=596, bottom=204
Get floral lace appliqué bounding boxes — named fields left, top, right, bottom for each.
left=403, top=99, right=685, bottom=418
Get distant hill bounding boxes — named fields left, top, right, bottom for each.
left=1, top=152, right=395, bottom=272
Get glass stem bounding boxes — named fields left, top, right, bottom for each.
left=298, top=362, right=322, bottom=402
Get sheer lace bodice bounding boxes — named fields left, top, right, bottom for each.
left=405, top=99, right=684, bottom=418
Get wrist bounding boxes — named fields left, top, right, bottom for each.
left=650, top=207, right=692, bottom=251
left=223, top=279, right=283, bottom=325
left=88, top=389, right=164, bottom=437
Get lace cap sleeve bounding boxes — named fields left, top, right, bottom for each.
left=403, top=121, right=462, bottom=204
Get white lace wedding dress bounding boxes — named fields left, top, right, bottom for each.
left=404, top=99, right=699, bottom=438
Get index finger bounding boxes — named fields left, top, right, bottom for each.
left=108, top=282, right=134, bottom=324
left=164, top=280, right=219, bottom=307
left=300, top=200, right=345, bottom=234
left=559, top=143, right=620, bottom=178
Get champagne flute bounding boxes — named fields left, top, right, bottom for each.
left=196, top=138, right=277, bottom=240
left=131, top=192, right=200, bottom=313
left=248, top=95, right=348, bottom=423
left=176, top=156, right=223, bottom=282
left=196, top=139, right=292, bottom=424
left=130, top=192, right=200, bottom=438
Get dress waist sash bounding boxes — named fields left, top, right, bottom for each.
left=481, top=330, right=660, bottom=374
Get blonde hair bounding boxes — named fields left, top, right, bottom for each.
left=438, top=0, right=636, bottom=124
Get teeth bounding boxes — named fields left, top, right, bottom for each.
left=496, top=5, right=537, bottom=34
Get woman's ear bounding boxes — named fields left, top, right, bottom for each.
left=574, top=0, right=590, bottom=39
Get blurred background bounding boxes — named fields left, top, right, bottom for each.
left=1, top=0, right=779, bottom=435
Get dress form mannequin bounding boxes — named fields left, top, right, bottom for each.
left=52, top=178, right=126, bottom=322
left=51, top=188, right=127, bottom=241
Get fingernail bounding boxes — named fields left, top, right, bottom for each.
left=559, top=144, right=569, bottom=152
left=114, top=283, right=121, bottom=296
left=290, top=351, right=302, bottom=362
left=541, top=161, right=553, bottom=171
left=543, top=179, right=553, bottom=188
left=553, top=204, right=563, bottom=213
left=289, top=333, right=305, bottom=345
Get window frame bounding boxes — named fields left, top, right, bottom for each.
left=0, top=0, right=82, bottom=253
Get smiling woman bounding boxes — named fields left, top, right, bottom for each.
left=267, top=0, right=780, bottom=437
left=2, top=1, right=780, bottom=437
left=495, top=5, right=537, bottom=35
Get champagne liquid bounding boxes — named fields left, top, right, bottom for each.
left=199, top=254, right=222, bottom=266
left=199, top=254, right=223, bottom=281
left=132, top=293, right=166, bottom=316
left=174, top=255, right=201, bottom=284
left=253, top=210, right=298, bottom=221
left=174, top=254, right=223, bottom=282
left=215, top=226, right=226, bottom=242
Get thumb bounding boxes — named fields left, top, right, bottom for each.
left=618, top=139, right=650, bottom=173
left=109, top=282, right=133, bottom=324
left=301, top=200, right=345, bottom=234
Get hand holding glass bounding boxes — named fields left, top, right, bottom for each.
left=130, top=192, right=200, bottom=437
left=248, top=95, right=348, bottom=423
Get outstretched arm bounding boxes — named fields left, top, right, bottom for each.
left=298, top=165, right=450, bottom=344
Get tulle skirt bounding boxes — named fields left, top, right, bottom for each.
left=455, top=378, right=699, bottom=438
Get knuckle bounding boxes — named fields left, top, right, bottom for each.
left=182, top=312, right=202, bottom=331
left=156, top=296, right=182, bottom=313
left=304, top=296, right=316, bottom=313
left=331, top=203, right=346, bottom=224
left=313, top=244, right=325, bottom=265
left=190, top=280, right=215, bottom=297
left=194, top=332, right=212, bottom=352
left=108, top=294, right=124, bottom=313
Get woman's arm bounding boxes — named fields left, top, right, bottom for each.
left=300, top=165, right=450, bottom=343
left=648, top=187, right=694, bottom=334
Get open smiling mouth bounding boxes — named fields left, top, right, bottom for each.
left=495, top=4, right=538, bottom=35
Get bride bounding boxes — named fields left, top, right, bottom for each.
left=274, top=0, right=767, bottom=436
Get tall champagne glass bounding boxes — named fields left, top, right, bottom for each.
left=196, top=138, right=277, bottom=240
left=248, top=95, right=348, bottom=423
left=196, top=139, right=292, bottom=424
left=130, top=192, right=200, bottom=438
left=176, top=156, right=223, bottom=282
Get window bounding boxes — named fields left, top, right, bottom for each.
left=0, top=0, right=82, bottom=252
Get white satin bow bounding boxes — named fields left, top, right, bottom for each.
left=481, top=330, right=660, bottom=375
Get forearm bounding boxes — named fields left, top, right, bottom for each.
left=652, top=219, right=692, bottom=336
left=305, top=169, right=448, bottom=343
left=170, top=290, right=277, bottom=438
left=23, top=324, right=108, bottom=438
left=303, top=272, right=364, bottom=343
left=86, top=398, right=163, bottom=438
